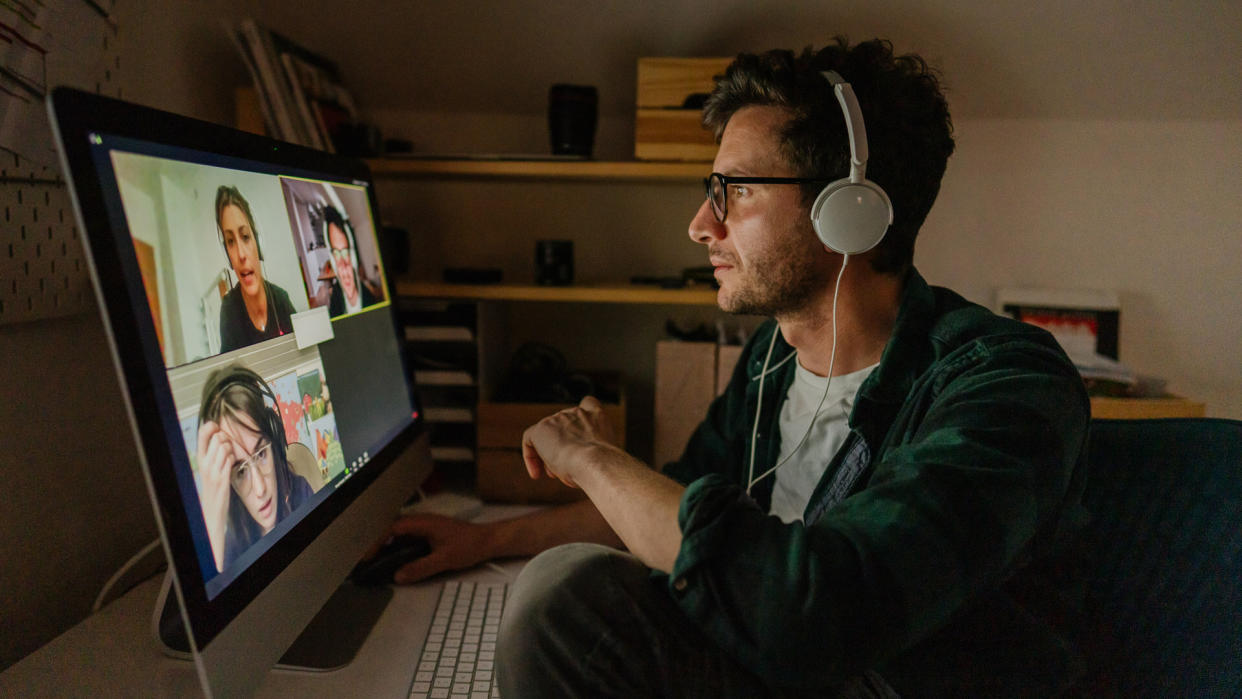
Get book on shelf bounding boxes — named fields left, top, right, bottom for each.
left=414, top=370, right=475, bottom=387
left=224, top=24, right=279, bottom=142
left=430, top=446, right=475, bottom=463
left=279, top=51, right=325, bottom=150
left=406, top=326, right=475, bottom=342
left=224, top=19, right=358, bottom=151
left=423, top=406, right=475, bottom=423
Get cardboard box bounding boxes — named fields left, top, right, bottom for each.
left=716, top=344, right=744, bottom=396
left=653, top=341, right=720, bottom=469
left=635, top=58, right=731, bottom=161
left=476, top=396, right=626, bottom=504
left=475, top=449, right=584, bottom=504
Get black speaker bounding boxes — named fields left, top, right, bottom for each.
left=548, top=84, right=597, bottom=157
left=535, top=240, right=573, bottom=286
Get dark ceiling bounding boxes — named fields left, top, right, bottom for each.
left=259, top=0, right=1241, bottom=121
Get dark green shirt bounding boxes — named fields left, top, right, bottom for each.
left=663, top=268, right=1090, bottom=695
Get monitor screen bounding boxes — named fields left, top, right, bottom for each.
left=50, top=87, right=430, bottom=694
left=102, top=139, right=416, bottom=596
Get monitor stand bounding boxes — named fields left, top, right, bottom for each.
left=155, top=572, right=393, bottom=670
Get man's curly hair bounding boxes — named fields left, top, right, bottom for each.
left=703, top=38, right=955, bottom=275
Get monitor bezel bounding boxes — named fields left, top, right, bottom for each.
left=49, top=86, right=424, bottom=650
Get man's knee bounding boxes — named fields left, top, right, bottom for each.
left=499, top=543, right=638, bottom=695
left=501, top=543, right=622, bottom=642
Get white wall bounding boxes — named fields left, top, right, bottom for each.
left=921, top=118, right=1242, bottom=417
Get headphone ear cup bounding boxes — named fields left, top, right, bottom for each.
left=267, top=405, right=286, bottom=454
left=345, top=222, right=357, bottom=270
left=810, top=178, right=893, bottom=255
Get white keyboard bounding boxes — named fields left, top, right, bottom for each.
left=409, top=580, right=508, bottom=699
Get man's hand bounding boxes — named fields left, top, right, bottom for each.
left=521, top=396, right=618, bottom=489
left=523, top=396, right=684, bottom=573
left=365, top=514, right=493, bottom=584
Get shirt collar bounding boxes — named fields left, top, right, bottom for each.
left=851, top=267, right=936, bottom=430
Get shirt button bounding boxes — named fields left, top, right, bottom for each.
left=673, top=577, right=688, bottom=592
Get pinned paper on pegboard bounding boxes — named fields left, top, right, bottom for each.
left=1, top=0, right=118, bottom=168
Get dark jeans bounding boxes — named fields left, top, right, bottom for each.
left=496, top=543, right=898, bottom=698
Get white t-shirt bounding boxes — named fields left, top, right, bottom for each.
left=768, top=359, right=877, bottom=523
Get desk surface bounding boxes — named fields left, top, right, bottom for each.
left=0, top=507, right=531, bottom=698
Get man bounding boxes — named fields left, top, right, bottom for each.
left=324, top=206, right=377, bottom=317
left=389, top=38, right=1089, bottom=696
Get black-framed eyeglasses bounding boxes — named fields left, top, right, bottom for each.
left=703, top=172, right=830, bottom=223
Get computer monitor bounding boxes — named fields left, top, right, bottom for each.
left=49, top=87, right=432, bottom=697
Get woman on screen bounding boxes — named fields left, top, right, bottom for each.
left=196, top=364, right=313, bottom=573
left=215, top=186, right=296, bottom=352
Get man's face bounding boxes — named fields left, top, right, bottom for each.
left=328, top=222, right=358, bottom=304
left=220, top=204, right=263, bottom=300
left=688, top=105, right=831, bottom=317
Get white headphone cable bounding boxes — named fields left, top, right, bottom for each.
left=746, top=254, right=849, bottom=495
left=93, top=537, right=162, bottom=613
left=745, top=320, right=781, bottom=494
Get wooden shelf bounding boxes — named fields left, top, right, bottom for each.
left=396, top=280, right=719, bottom=306
left=1090, top=396, right=1206, bottom=420
left=366, top=158, right=707, bottom=181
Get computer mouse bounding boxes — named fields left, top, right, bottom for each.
left=349, top=534, right=431, bottom=586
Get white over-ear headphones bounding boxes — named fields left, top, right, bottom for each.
left=746, top=71, right=891, bottom=497
left=809, top=71, right=893, bottom=256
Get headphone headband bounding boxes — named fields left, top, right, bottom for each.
left=809, top=71, right=893, bottom=256
left=821, top=71, right=869, bottom=183
left=201, top=365, right=285, bottom=449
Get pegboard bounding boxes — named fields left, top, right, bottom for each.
left=0, top=170, right=91, bottom=324
left=0, top=2, right=120, bottom=326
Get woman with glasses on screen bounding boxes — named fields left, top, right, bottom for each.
left=215, top=186, right=297, bottom=353
left=195, top=364, right=313, bottom=573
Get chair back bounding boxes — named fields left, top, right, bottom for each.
left=285, top=441, right=325, bottom=491
left=1079, top=418, right=1242, bottom=697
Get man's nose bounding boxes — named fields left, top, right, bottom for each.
left=688, top=198, right=723, bottom=245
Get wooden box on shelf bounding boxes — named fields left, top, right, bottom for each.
left=1089, top=395, right=1205, bottom=419
left=635, top=57, right=731, bottom=161
left=476, top=388, right=627, bottom=504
